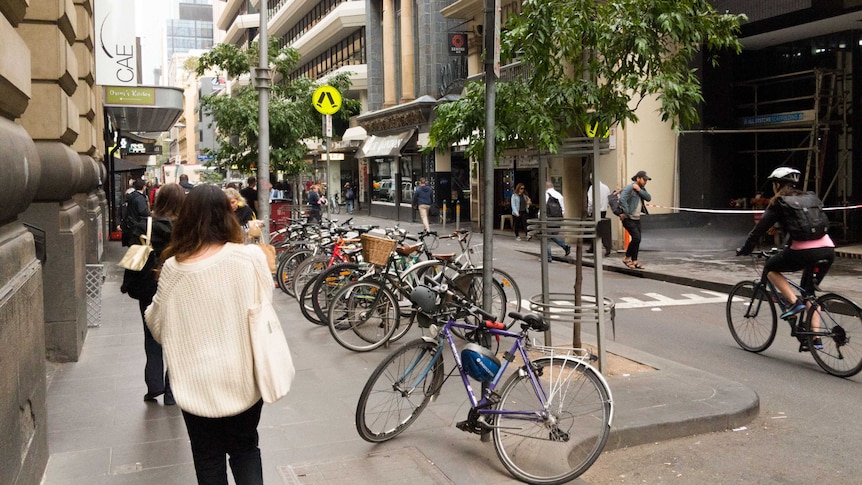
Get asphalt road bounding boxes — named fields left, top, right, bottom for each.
left=476, top=241, right=861, bottom=484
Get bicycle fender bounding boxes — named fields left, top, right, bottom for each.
left=532, top=355, right=615, bottom=426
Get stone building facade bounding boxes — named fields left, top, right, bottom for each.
left=1, top=0, right=106, bottom=482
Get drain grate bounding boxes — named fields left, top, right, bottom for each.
left=279, top=446, right=452, bottom=485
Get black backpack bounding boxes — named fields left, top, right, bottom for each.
left=607, top=189, right=625, bottom=216
left=546, top=195, right=563, bottom=218
left=121, top=192, right=144, bottom=235
left=776, top=192, right=829, bottom=241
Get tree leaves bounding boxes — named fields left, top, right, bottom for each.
left=194, top=40, right=359, bottom=175
left=427, top=0, right=746, bottom=156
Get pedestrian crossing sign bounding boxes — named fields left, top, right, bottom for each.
left=313, top=85, right=342, bottom=115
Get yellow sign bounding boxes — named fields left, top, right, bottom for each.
left=312, top=85, right=342, bottom=115
left=105, top=86, right=155, bottom=105
left=585, top=122, right=610, bottom=139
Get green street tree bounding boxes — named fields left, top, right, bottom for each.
left=194, top=39, right=359, bottom=178
left=426, top=0, right=746, bottom=348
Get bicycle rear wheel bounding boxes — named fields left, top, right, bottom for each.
left=803, top=293, right=862, bottom=377
left=726, top=281, right=777, bottom=353
left=298, top=274, right=324, bottom=325
left=291, top=255, right=330, bottom=300
left=493, top=356, right=612, bottom=484
left=447, top=270, right=507, bottom=339
left=311, top=263, right=363, bottom=324
left=276, top=249, right=310, bottom=296
left=328, top=281, right=400, bottom=352
left=355, top=338, right=444, bottom=442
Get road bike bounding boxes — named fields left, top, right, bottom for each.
left=355, top=285, right=613, bottom=484
left=726, top=249, right=862, bottom=377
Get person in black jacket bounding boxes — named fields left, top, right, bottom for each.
left=122, top=179, right=150, bottom=247
left=121, top=183, right=186, bottom=405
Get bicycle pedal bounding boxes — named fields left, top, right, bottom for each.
left=455, top=419, right=483, bottom=435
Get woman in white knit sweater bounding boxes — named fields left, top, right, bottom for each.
left=146, top=184, right=270, bottom=485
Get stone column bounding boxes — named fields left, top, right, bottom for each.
left=382, top=0, right=396, bottom=107
left=18, top=0, right=97, bottom=363
left=399, top=0, right=415, bottom=103
left=0, top=2, right=49, bottom=484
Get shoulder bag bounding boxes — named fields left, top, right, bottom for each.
left=248, top=270, right=296, bottom=403
left=118, top=217, right=153, bottom=271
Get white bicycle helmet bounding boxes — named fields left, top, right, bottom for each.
left=767, top=167, right=801, bottom=184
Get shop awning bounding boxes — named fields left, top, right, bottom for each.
left=356, top=129, right=415, bottom=158
left=342, top=125, right=367, bottom=143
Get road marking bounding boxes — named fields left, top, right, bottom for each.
left=617, top=290, right=728, bottom=309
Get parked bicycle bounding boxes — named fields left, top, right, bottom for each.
left=355, top=283, right=613, bottom=484
left=327, top=234, right=509, bottom=352
left=726, top=249, right=862, bottom=377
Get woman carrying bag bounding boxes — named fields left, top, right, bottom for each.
left=145, top=185, right=279, bottom=484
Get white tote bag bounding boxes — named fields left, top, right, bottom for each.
left=248, top=276, right=295, bottom=403
left=118, top=217, right=153, bottom=271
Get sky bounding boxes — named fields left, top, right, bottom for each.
left=135, top=0, right=171, bottom=85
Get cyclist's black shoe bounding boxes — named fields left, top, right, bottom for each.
left=780, top=300, right=806, bottom=320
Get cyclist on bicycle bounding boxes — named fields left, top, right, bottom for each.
left=736, top=167, right=835, bottom=320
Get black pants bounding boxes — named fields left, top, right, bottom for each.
left=182, top=399, right=264, bottom=485
left=621, top=217, right=642, bottom=261
left=138, top=298, right=171, bottom=398
left=588, top=212, right=611, bottom=253
left=514, top=212, right=528, bottom=237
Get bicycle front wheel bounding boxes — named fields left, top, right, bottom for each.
left=493, top=356, right=612, bottom=484
left=328, top=281, right=400, bottom=352
left=726, top=281, right=777, bottom=353
left=355, top=338, right=444, bottom=442
left=804, top=293, right=862, bottom=377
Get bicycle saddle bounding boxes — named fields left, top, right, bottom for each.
left=509, top=311, right=550, bottom=332
left=432, top=253, right=456, bottom=261
left=396, top=244, right=422, bottom=256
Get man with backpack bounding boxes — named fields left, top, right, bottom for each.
left=618, top=171, right=652, bottom=269
left=121, top=179, right=150, bottom=247
left=544, top=181, right=571, bottom=262
left=343, top=182, right=355, bottom=214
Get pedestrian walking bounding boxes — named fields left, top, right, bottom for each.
left=120, top=183, right=185, bottom=406
left=587, top=177, right=612, bottom=256
left=307, top=184, right=322, bottom=224
left=620, top=170, right=652, bottom=269
left=511, top=183, right=530, bottom=240
left=343, top=182, right=355, bottom=214
left=544, top=181, right=571, bottom=262
left=145, top=184, right=271, bottom=484
left=412, top=177, right=433, bottom=232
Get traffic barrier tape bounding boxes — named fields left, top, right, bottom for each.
left=644, top=203, right=862, bottom=214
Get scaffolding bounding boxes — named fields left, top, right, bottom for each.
left=727, top=67, right=854, bottom=240
left=734, top=68, right=852, bottom=201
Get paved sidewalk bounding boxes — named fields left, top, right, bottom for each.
left=41, top=213, right=862, bottom=484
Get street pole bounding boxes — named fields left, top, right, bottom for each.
left=480, top=0, right=498, bottom=444
left=482, top=0, right=499, bottom=312
left=256, top=0, right=271, bottom=243
left=592, top=136, right=606, bottom=371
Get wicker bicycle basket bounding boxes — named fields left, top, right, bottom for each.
left=360, top=234, right=397, bottom=266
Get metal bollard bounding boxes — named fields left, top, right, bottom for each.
left=455, top=200, right=461, bottom=227
left=441, top=201, right=447, bottom=231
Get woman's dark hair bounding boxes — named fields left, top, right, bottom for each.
left=162, top=184, right=243, bottom=262
left=515, top=183, right=525, bottom=191
left=769, top=184, right=803, bottom=207
left=151, top=183, right=185, bottom=219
